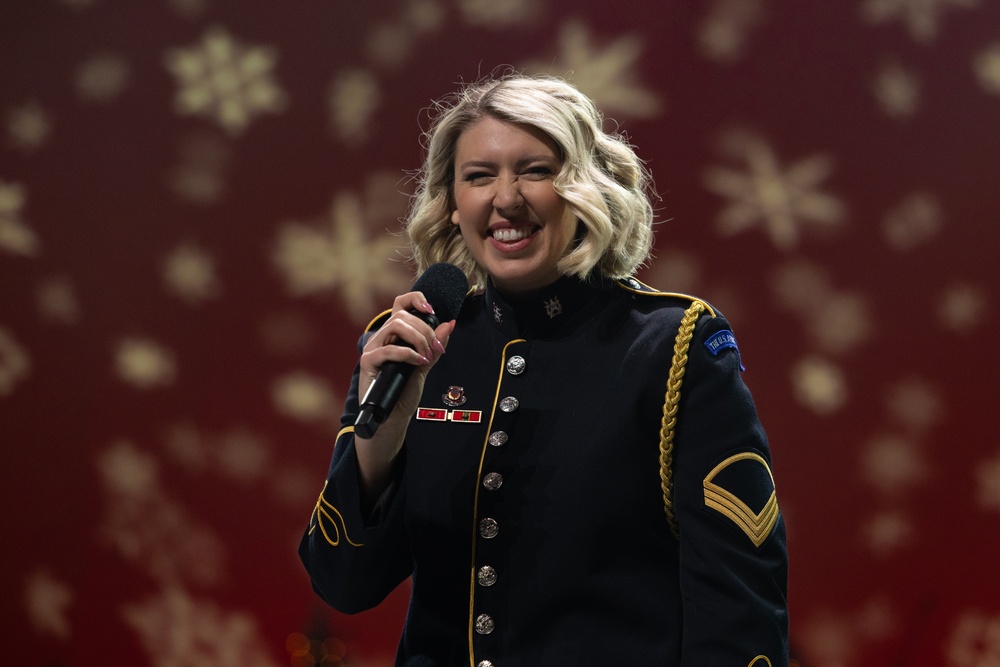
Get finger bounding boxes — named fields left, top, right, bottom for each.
left=434, top=320, right=456, bottom=353
left=391, top=291, right=435, bottom=318
left=366, top=312, right=437, bottom=358
left=363, top=341, right=432, bottom=368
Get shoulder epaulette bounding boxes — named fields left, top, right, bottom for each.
left=616, top=277, right=718, bottom=318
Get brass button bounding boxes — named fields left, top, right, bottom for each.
left=479, top=517, right=498, bottom=539
left=488, top=431, right=508, bottom=447
left=477, top=565, right=497, bottom=587
left=475, top=614, right=495, bottom=635
left=506, top=355, right=526, bottom=375
left=483, top=472, right=503, bottom=491
left=499, top=396, right=519, bottom=412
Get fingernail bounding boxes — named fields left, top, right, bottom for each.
left=433, top=338, right=446, bottom=354
left=417, top=354, right=431, bottom=365
left=423, top=301, right=435, bottom=314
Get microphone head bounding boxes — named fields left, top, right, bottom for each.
left=412, top=263, right=469, bottom=322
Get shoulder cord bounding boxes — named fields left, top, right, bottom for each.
left=659, top=300, right=706, bottom=539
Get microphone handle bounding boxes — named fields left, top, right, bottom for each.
left=354, top=311, right=441, bottom=439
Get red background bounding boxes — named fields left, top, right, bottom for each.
left=2, top=1, right=998, bottom=665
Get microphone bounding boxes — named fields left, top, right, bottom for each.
left=354, top=263, right=469, bottom=439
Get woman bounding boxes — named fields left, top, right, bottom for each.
left=300, top=74, right=788, bottom=666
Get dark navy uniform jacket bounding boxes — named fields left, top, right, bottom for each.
left=300, top=275, right=788, bottom=667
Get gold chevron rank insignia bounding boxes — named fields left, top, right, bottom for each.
left=703, top=452, right=780, bottom=547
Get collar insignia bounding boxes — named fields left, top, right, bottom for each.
left=543, top=296, right=563, bottom=319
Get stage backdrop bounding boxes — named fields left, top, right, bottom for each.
left=2, top=1, right=998, bottom=665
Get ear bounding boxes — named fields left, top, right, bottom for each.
left=451, top=209, right=460, bottom=225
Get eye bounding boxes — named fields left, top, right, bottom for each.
left=462, top=171, right=493, bottom=183
left=523, top=165, right=555, bottom=179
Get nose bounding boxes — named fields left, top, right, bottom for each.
left=492, top=177, right=524, bottom=214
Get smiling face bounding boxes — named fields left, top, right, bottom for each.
left=450, top=116, right=579, bottom=295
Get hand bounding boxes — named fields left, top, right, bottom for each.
left=354, top=291, right=456, bottom=497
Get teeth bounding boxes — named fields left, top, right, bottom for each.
left=492, top=227, right=532, bottom=242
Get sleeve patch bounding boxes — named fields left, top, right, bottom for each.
left=704, top=329, right=745, bottom=370
left=703, top=452, right=779, bottom=547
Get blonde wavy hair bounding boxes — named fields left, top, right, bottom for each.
left=405, top=73, right=655, bottom=290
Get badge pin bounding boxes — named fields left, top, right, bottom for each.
left=416, top=408, right=448, bottom=421
left=442, top=386, right=467, bottom=407
left=415, top=407, right=482, bottom=424
left=543, top=296, right=563, bottom=319
left=449, top=410, right=482, bottom=423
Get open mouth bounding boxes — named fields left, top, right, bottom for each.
left=490, top=226, right=538, bottom=243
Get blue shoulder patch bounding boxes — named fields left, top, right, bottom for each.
left=704, top=329, right=745, bottom=371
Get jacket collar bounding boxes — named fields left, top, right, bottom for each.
left=484, top=274, right=614, bottom=339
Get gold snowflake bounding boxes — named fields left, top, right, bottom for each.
left=407, top=0, right=446, bottom=33
left=976, top=451, right=1000, bottom=511
left=25, top=570, right=74, bottom=639
left=873, top=59, right=921, bottom=117
left=6, top=101, right=51, bottom=153
left=75, top=52, right=130, bottom=103
left=522, top=19, right=662, bottom=119
left=59, top=0, right=98, bottom=9
left=162, top=242, right=221, bottom=304
left=947, top=611, right=1000, bottom=665
left=168, top=0, right=207, bottom=18
left=974, top=42, right=1000, bottom=95
left=644, top=249, right=702, bottom=294
left=115, top=338, right=177, bottom=389
left=169, top=132, right=230, bottom=204
left=770, top=260, right=832, bottom=313
left=704, top=131, right=846, bottom=249
left=272, top=371, right=338, bottom=423
left=884, top=377, right=944, bottom=432
left=882, top=192, right=943, bottom=250
left=697, top=0, right=767, bottom=64
left=0, top=327, right=31, bottom=396
left=162, top=422, right=209, bottom=472
left=272, top=193, right=408, bottom=323
left=938, top=282, right=988, bottom=331
left=807, top=292, right=872, bottom=355
left=123, top=587, right=278, bottom=667
left=214, top=430, right=271, bottom=482
left=97, top=441, right=225, bottom=585
left=258, top=312, right=316, bottom=356
left=770, top=261, right=871, bottom=354
left=459, top=0, right=540, bottom=26
left=791, top=356, right=847, bottom=415
left=163, top=26, right=287, bottom=135
left=367, top=22, right=413, bottom=68
left=861, top=0, right=980, bottom=43
left=36, top=276, right=81, bottom=324
left=863, top=510, right=914, bottom=557
left=270, top=465, right=318, bottom=508
left=798, top=611, right=859, bottom=666
left=862, top=434, right=928, bottom=496
left=0, top=180, right=40, bottom=256
left=328, top=69, right=381, bottom=145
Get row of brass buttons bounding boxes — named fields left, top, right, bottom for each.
left=473, top=355, right=526, bottom=667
